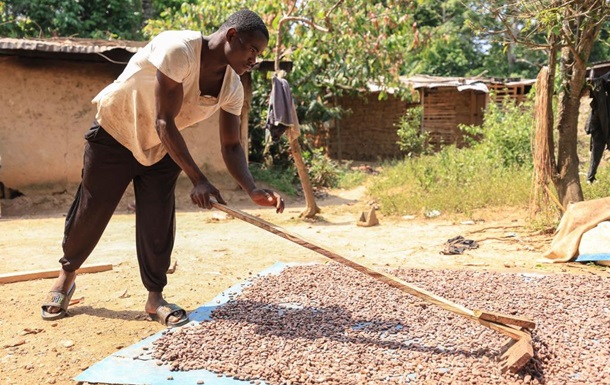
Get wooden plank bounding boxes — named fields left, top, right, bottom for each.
left=475, top=310, right=536, bottom=330
left=0, top=263, right=113, bottom=284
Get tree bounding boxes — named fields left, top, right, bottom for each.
left=476, top=0, right=609, bottom=209
left=0, top=0, right=144, bottom=39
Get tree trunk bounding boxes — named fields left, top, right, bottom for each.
left=552, top=7, right=603, bottom=207
left=141, top=0, right=154, bottom=25
left=553, top=63, right=584, bottom=208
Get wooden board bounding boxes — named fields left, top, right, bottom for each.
left=0, top=263, right=113, bottom=284
left=475, top=310, right=536, bottom=330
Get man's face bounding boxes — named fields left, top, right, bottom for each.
left=226, top=29, right=268, bottom=75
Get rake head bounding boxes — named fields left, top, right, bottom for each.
left=498, top=332, right=534, bottom=374
left=474, top=310, right=535, bottom=374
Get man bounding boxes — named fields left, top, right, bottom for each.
left=41, top=9, right=284, bottom=327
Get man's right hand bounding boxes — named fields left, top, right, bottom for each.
left=190, top=180, right=227, bottom=209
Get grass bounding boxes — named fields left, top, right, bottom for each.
left=249, top=163, right=298, bottom=196
left=582, top=161, right=610, bottom=200
left=367, top=153, right=532, bottom=217
left=337, top=169, right=369, bottom=189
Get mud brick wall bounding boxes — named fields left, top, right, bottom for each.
left=0, top=56, right=249, bottom=190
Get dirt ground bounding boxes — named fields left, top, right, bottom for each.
left=0, top=181, right=606, bottom=385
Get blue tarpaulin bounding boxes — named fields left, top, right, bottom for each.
left=75, top=263, right=292, bottom=385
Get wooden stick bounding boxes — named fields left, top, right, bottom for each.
left=0, top=263, right=113, bottom=284
left=211, top=203, right=530, bottom=340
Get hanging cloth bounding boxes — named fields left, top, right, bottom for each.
left=585, top=71, right=610, bottom=182
left=266, top=76, right=295, bottom=142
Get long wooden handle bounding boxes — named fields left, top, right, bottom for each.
left=212, top=202, right=528, bottom=339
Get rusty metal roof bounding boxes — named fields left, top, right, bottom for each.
left=0, top=37, right=147, bottom=63
left=0, top=37, right=146, bottom=54
left=401, top=75, right=536, bottom=93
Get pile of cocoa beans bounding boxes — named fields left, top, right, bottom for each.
left=153, top=264, right=610, bottom=384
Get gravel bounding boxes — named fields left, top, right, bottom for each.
left=153, top=263, right=610, bottom=384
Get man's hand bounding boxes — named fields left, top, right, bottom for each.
left=249, top=188, right=285, bottom=213
left=190, top=180, right=227, bottom=209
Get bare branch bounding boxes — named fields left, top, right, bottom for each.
left=274, top=1, right=344, bottom=72
left=286, top=0, right=297, bottom=17
left=325, top=0, right=345, bottom=24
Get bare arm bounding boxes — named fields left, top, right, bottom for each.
left=155, top=70, right=225, bottom=208
left=220, top=109, right=284, bottom=213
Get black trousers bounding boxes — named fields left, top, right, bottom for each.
left=59, top=123, right=182, bottom=292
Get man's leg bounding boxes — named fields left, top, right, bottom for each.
left=45, top=125, right=134, bottom=314
left=132, top=154, right=183, bottom=321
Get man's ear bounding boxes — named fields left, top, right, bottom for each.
left=225, top=27, right=238, bottom=42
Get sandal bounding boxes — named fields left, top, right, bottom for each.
left=41, top=282, right=76, bottom=321
left=148, top=303, right=189, bottom=327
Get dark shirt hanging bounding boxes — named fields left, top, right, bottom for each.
left=585, top=72, right=610, bottom=182
left=266, top=76, right=295, bottom=142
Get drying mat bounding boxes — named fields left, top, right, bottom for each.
left=74, top=262, right=292, bottom=385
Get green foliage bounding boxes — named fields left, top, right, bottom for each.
left=305, top=148, right=340, bottom=188
left=583, top=165, right=610, bottom=200
left=337, top=168, right=368, bottom=189
left=369, top=96, right=535, bottom=216
left=249, top=163, right=297, bottom=196
left=368, top=148, right=532, bottom=216
left=0, top=0, right=143, bottom=39
left=460, top=96, right=535, bottom=169
left=250, top=149, right=364, bottom=194
left=396, top=106, right=428, bottom=157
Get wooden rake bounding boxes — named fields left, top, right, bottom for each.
left=212, top=202, right=535, bottom=374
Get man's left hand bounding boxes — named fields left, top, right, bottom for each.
left=249, top=189, right=284, bottom=213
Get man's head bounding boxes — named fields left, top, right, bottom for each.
left=221, top=9, right=269, bottom=76
left=220, top=9, right=269, bottom=41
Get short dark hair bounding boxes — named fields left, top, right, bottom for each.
left=220, top=9, right=269, bottom=41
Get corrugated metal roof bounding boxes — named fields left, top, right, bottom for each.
left=401, top=74, right=535, bottom=92
left=0, top=37, right=147, bottom=54
left=365, top=74, right=536, bottom=95
left=0, top=37, right=146, bottom=54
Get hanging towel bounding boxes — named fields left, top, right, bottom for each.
left=266, top=76, right=295, bottom=141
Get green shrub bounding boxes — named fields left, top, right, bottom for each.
left=460, top=97, right=534, bottom=169
left=396, top=106, right=428, bottom=157
left=583, top=164, right=610, bottom=200
left=338, top=169, right=368, bottom=189
left=305, top=148, right=341, bottom=188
